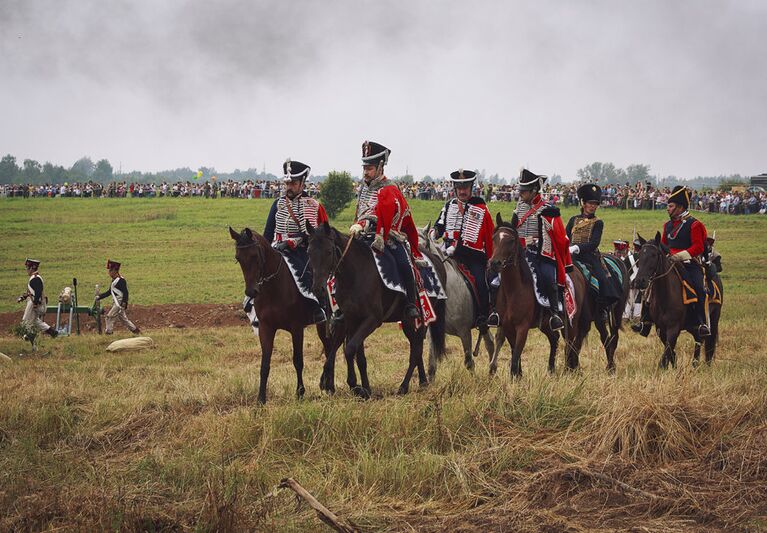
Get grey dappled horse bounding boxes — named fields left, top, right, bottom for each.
left=419, top=224, right=495, bottom=379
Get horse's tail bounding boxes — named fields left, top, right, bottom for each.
left=429, top=298, right=447, bottom=362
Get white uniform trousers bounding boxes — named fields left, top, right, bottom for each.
left=22, top=300, right=52, bottom=333
left=105, top=305, right=137, bottom=333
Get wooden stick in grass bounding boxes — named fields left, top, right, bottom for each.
left=279, top=478, right=359, bottom=533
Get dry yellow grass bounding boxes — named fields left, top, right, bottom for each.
left=1, top=311, right=766, bottom=531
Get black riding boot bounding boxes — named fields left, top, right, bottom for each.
left=487, top=280, right=500, bottom=327
left=403, top=272, right=421, bottom=320
left=694, top=301, right=710, bottom=337
left=546, top=285, right=564, bottom=331
left=631, top=305, right=653, bottom=337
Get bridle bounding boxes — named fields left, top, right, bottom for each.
left=492, top=227, right=520, bottom=270
left=325, top=232, right=354, bottom=281
left=236, top=239, right=283, bottom=291
left=636, top=242, right=676, bottom=295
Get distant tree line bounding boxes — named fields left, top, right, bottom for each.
left=0, top=153, right=753, bottom=189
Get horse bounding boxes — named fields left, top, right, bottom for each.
left=229, top=227, right=344, bottom=404
left=418, top=223, right=495, bottom=380
left=306, top=221, right=446, bottom=398
left=488, top=214, right=588, bottom=377
left=632, top=233, right=723, bottom=368
left=570, top=252, right=631, bottom=373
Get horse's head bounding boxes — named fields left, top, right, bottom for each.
left=417, top=221, right=442, bottom=259
left=489, top=212, right=521, bottom=273
left=632, top=231, right=669, bottom=290
left=306, top=221, right=341, bottom=296
left=229, top=226, right=268, bottom=298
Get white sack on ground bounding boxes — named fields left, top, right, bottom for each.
left=106, top=337, right=154, bottom=352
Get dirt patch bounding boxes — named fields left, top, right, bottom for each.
left=0, top=303, right=247, bottom=336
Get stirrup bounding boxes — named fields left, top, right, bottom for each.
left=698, top=324, right=711, bottom=337
left=549, top=314, right=564, bottom=331
left=632, top=322, right=652, bottom=337
left=487, top=312, right=500, bottom=328
left=312, top=308, right=327, bottom=324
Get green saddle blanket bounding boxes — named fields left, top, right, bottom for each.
left=576, top=255, right=624, bottom=293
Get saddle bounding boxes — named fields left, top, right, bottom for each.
left=452, top=260, right=481, bottom=312
left=575, top=255, right=624, bottom=295
left=364, top=238, right=447, bottom=300
left=670, top=263, right=722, bottom=305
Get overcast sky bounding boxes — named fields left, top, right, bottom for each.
left=1, top=0, right=765, bottom=180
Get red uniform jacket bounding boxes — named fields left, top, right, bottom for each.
left=661, top=215, right=707, bottom=257
left=372, top=184, right=423, bottom=259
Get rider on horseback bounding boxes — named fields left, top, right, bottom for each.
left=565, top=183, right=621, bottom=323
left=263, top=158, right=329, bottom=324
left=632, top=185, right=711, bottom=338
left=349, top=140, right=425, bottom=320
left=432, top=169, right=495, bottom=332
left=510, top=168, right=573, bottom=331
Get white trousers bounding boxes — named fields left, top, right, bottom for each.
left=105, top=305, right=137, bottom=333
left=22, top=300, right=51, bottom=332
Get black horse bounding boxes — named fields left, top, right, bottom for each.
left=306, top=221, right=446, bottom=397
left=570, top=253, right=631, bottom=373
left=230, top=227, right=345, bottom=404
left=632, top=233, right=723, bottom=368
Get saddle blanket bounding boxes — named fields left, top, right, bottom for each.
left=455, top=261, right=481, bottom=309
left=524, top=257, right=577, bottom=323
left=279, top=247, right=319, bottom=304
left=576, top=255, right=624, bottom=293
left=372, top=241, right=447, bottom=300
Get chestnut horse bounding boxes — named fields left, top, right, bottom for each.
left=230, top=227, right=344, bottom=404
left=306, top=221, right=446, bottom=398
left=488, top=214, right=587, bottom=377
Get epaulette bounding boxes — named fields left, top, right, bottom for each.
left=468, top=197, right=486, bottom=206
left=541, top=205, right=561, bottom=217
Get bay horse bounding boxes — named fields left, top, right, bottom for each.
left=570, top=253, right=631, bottom=373
left=488, top=214, right=587, bottom=377
left=632, top=233, right=723, bottom=368
left=418, top=224, right=495, bottom=380
left=229, top=227, right=344, bottom=404
left=306, top=221, right=446, bottom=398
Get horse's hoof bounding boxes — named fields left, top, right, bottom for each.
left=397, top=385, right=409, bottom=396
left=352, top=386, right=370, bottom=399
left=606, top=365, right=616, bottom=375
left=418, top=380, right=429, bottom=390
left=464, top=360, right=475, bottom=372
left=296, top=387, right=306, bottom=399
left=489, top=365, right=497, bottom=376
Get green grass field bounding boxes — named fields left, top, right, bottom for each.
left=1, top=198, right=767, bottom=531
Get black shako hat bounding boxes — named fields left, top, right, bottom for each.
left=449, top=169, right=477, bottom=184
left=106, top=259, right=121, bottom=271
left=282, top=159, right=310, bottom=182
left=518, top=168, right=547, bottom=191
left=361, top=141, right=390, bottom=167
left=577, top=183, right=602, bottom=203
left=668, top=185, right=690, bottom=209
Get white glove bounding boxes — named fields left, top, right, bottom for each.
left=349, top=223, right=364, bottom=236
left=445, top=245, right=456, bottom=256
left=569, top=245, right=579, bottom=255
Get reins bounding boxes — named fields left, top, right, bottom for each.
left=327, top=232, right=355, bottom=280
left=493, top=227, right=520, bottom=270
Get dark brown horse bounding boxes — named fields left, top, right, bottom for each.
left=230, top=227, right=344, bottom=404
left=306, top=221, right=446, bottom=398
left=632, top=233, right=723, bottom=368
left=488, top=214, right=588, bottom=377
left=570, top=254, right=631, bottom=373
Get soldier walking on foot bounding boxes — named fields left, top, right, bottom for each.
left=18, top=258, right=57, bottom=339
left=97, top=259, right=140, bottom=335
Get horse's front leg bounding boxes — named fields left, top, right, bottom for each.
left=547, top=329, right=561, bottom=374
left=345, top=316, right=379, bottom=398
left=290, top=327, right=305, bottom=399
left=490, top=328, right=506, bottom=376
left=594, top=316, right=616, bottom=374
left=317, top=323, right=341, bottom=394
left=257, top=323, right=276, bottom=404
left=510, top=326, right=529, bottom=379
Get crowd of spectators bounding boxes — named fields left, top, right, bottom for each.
left=2, top=179, right=765, bottom=215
